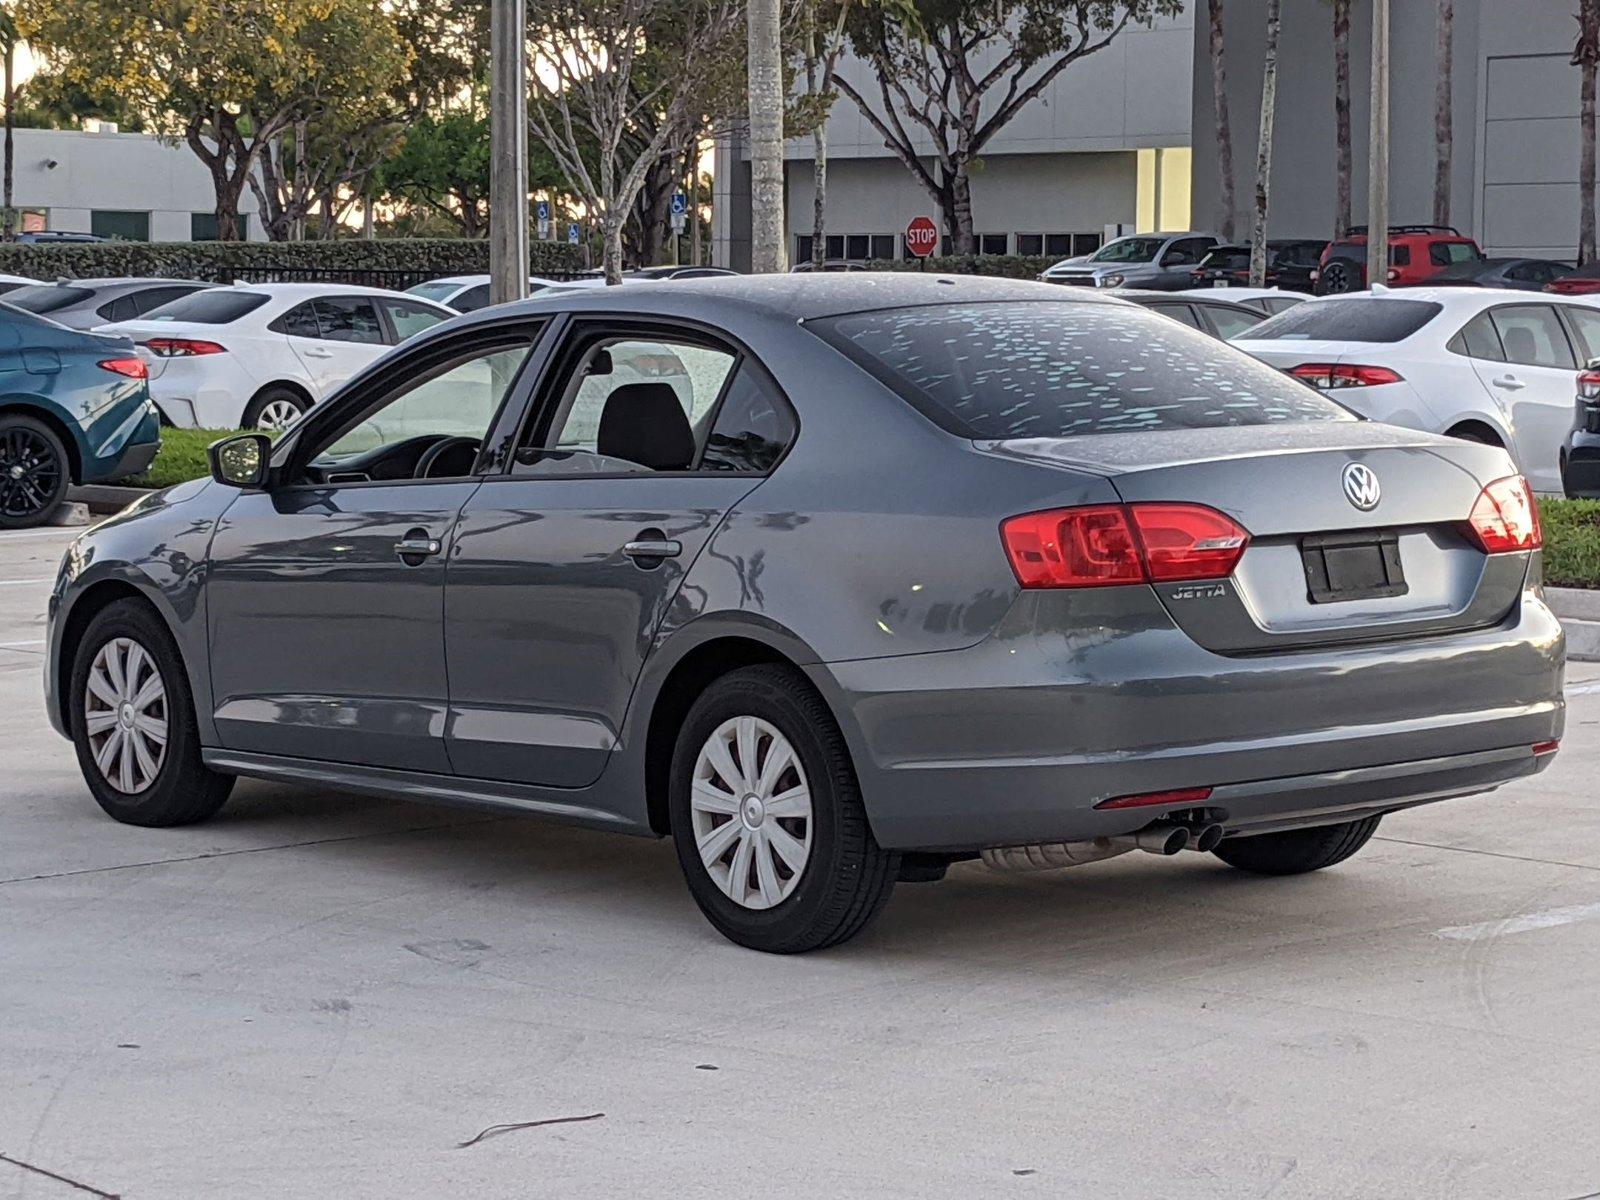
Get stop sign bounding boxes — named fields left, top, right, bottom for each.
left=904, top=216, right=939, bottom=259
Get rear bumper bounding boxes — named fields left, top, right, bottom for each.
left=817, top=585, right=1564, bottom=851
left=1562, top=430, right=1600, bottom=497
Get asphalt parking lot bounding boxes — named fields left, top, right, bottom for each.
left=3, top=524, right=1599, bottom=1199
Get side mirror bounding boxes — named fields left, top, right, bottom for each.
left=208, top=433, right=271, bottom=489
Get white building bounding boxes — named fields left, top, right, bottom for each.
left=713, top=11, right=1197, bottom=269
left=4, top=124, right=263, bottom=242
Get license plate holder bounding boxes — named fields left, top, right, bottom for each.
left=1301, top=530, right=1408, bottom=603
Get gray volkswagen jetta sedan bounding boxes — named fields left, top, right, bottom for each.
left=43, top=275, right=1563, bottom=952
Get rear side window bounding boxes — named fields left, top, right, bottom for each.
left=1245, top=298, right=1442, bottom=343
left=1144, top=302, right=1203, bottom=329
left=1563, top=304, right=1600, bottom=364
left=454, top=284, right=491, bottom=312
left=812, top=301, right=1352, bottom=440
left=270, top=301, right=322, bottom=338
left=700, top=365, right=796, bottom=472
left=5, top=284, right=93, bottom=314
left=97, top=295, right=138, bottom=323
left=1447, top=311, right=1505, bottom=361
left=1489, top=305, right=1576, bottom=369
left=147, top=290, right=269, bottom=324
left=1202, top=304, right=1264, bottom=340
left=1430, top=241, right=1480, bottom=267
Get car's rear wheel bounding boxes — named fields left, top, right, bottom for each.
left=69, top=599, right=233, bottom=827
left=242, top=386, right=307, bottom=431
left=1319, top=259, right=1359, bottom=295
left=668, top=664, right=898, bottom=953
left=1212, top=816, right=1381, bottom=876
left=0, top=414, right=70, bottom=529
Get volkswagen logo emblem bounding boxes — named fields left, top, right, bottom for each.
left=1341, top=462, right=1381, bottom=511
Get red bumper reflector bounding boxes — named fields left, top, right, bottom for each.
left=1533, top=740, right=1560, bottom=756
left=1094, top=786, right=1214, bottom=811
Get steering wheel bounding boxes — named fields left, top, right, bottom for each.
left=414, top=436, right=482, bottom=480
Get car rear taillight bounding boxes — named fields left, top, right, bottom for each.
left=142, top=337, right=225, bottom=357
left=1000, top=503, right=1250, bottom=589
left=1579, top=368, right=1600, bottom=401
left=97, top=356, right=148, bottom=379
left=1287, top=363, right=1404, bottom=389
left=1464, top=475, right=1541, bottom=554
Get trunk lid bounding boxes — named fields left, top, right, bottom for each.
left=1229, top=337, right=1357, bottom=371
left=980, top=423, right=1528, bottom=654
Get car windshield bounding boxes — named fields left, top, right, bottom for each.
left=811, top=301, right=1352, bottom=439
left=1202, top=248, right=1251, bottom=270
left=1089, top=237, right=1165, bottom=264
left=4, top=284, right=94, bottom=314
left=406, top=281, right=467, bottom=303
left=1243, top=298, right=1443, bottom=343
left=141, top=291, right=270, bottom=324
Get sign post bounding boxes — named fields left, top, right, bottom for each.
left=904, top=215, right=939, bottom=268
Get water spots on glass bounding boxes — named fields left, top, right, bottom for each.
left=821, top=303, right=1351, bottom=439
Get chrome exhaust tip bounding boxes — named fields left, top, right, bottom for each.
left=1109, top=824, right=1190, bottom=856
left=1189, top=822, right=1225, bottom=853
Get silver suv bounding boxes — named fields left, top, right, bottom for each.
left=1041, top=232, right=1221, bottom=291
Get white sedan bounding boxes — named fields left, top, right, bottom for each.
left=99, top=283, right=457, bottom=430
left=404, top=274, right=564, bottom=313
left=1232, top=286, right=1600, bottom=493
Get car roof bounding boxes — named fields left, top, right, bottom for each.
left=41, top=277, right=210, bottom=290
left=473, top=272, right=1126, bottom=325
left=218, top=281, right=428, bottom=300
left=1114, top=287, right=1257, bottom=310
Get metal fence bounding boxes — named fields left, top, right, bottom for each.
left=218, top=265, right=593, bottom=289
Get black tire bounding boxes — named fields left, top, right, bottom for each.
left=69, top=598, right=234, bottom=827
left=0, top=413, right=71, bottom=529
left=1318, top=258, right=1360, bottom=295
left=1212, top=816, right=1381, bottom=876
left=668, top=664, right=898, bottom=953
left=241, top=386, right=307, bottom=431
left=1447, top=425, right=1499, bottom=447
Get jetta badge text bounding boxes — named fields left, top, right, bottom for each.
left=1341, top=462, right=1381, bottom=511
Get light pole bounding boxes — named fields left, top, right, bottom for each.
left=490, top=0, right=529, bottom=305
left=1367, top=0, right=1390, bottom=288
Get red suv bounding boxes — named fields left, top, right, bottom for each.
left=1312, top=225, right=1484, bottom=294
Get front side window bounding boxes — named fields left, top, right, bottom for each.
left=812, top=301, right=1353, bottom=440
left=521, top=335, right=737, bottom=474
left=308, top=339, right=535, bottom=474
left=1490, top=305, right=1576, bottom=369
left=380, top=298, right=449, bottom=343
left=313, top=296, right=385, bottom=345
left=1430, top=241, right=1481, bottom=267
left=1090, top=237, right=1164, bottom=264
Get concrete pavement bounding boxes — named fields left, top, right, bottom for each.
left=3, top=525, right=1599, bottom=1199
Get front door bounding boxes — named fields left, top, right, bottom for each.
left=444, top=323, right=797, bottom=787
left=206, top=329, right=543, bottom=770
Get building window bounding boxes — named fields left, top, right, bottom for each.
left=1072, top=233, right=1103, bottom=255
left=870, top=234, right=895, bottom=261
left=90, top=210, right=151, bottom=241
left=795, top=234, right=814, bottom=263
left=1044, top=234, right=1071, bottom=256
left=845, top=234, right=870, bottom=260
left=1016, top=234, right=1043, bottom=256
left=191, top=212, right=250, bottom=241
left=825, top=234, right=845, bottom=259
left=979, top=233, right=1008, bottom=256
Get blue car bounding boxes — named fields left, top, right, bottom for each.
left=0, top=303, right=160, bottom=527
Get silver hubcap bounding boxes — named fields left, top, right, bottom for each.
left=256, top=399, right=301, bottom=430
left=83, top=637, right=168, bottom=794
left=691, top=716, right=813, bottom=911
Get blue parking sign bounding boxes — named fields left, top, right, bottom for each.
left=568, top=224, right=580, bottom=244
left=536, top=200, right=550, bottom=221
left=670, top=192, right=687, bottom=216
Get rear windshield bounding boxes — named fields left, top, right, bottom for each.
left=1242, top=298, right=1442, bottom=343
left=811, top=301, right=1353, bottom=440
left=141, top=290, right=270, bottom=324
left=1202, top=248, right=1251, bottom=269
left=5, top=284, right=93, bottom=314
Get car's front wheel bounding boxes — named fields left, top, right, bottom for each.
left=0, top=414, right=70, bottom=529
left=1318, top=259, right=1359, bottom=295
left=668, top=665, right=898, bottom=953
left=69, top=598, right=234, bottom=827
left=1212, top=816, right=1381, bottom=876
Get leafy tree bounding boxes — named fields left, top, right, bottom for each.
left=836, top=0, right=1182, bottom=254
left=382, top=108, right=494, bottom=237
left=16, top=0, right=410, bottom=240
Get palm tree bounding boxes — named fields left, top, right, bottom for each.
left=747, top=0, right=787, bottom=272
left=1207, top=0, right=1236, bottom=241
left=1333, top=0, right=1353, bottom=237
left=1433, top=0, right=1454, bottom=227
left=1577, top=1, right=1600, bottom=264
left=0, top=9, right=16, bottom=243
left=1249, top=0, right=1282, bottom=287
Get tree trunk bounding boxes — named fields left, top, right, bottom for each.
left=746, top=0, right=787, bottom=272
left=602, top=210, right=625, bottom=284
left=1432, top=0, right=1454, bottom=228
left=945, top=165, right=975, bottom=256
left=1332, top=0, right=1353, bottom=238
left=1580, top=0, right=1599, bottom=265
left=2, top=40, right=13, bottom=242
left=805, top=0, right=828, bottom=268
left=1208, top=0, right=1236, bottom=241
left=1249, top=0, right=1281, bottom=287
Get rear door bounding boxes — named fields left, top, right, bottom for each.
left=443, top=319, right=795, bottom=787
left=1469, top=303, right=1577, bottom=491
left=285, top=295, right=389, bottom=396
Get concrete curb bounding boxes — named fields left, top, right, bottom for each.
left=1547, top=586, right=1600, bottom=662
left=68, top=484, right=152, bottom=515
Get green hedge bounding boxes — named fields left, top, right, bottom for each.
left=1538, top=499, right=1600, bottom=588
left=863, top=254, right=1055, bottom=279
left=0, top=238, right=585, bottom=283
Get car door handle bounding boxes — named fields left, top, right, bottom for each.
left=1492, top=375, right=1526, bottom=391
left=303, top=346, right=334, bottom=358
left=622, top=538, right=682, bottom=560
left=395, top=533, right=442, bottom=563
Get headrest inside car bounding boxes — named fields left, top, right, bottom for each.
left=596, top=382, right=694, bottom=471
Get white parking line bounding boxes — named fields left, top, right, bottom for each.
left=1435, top=900, right=1600, bottom=942
left=0, top=639, right=44, bottom=649
left=1565, top=680, right=1600, bottom=697
left=0, top=579, right=50, bottom=587
left=0, top=529, right=78, bottom=541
